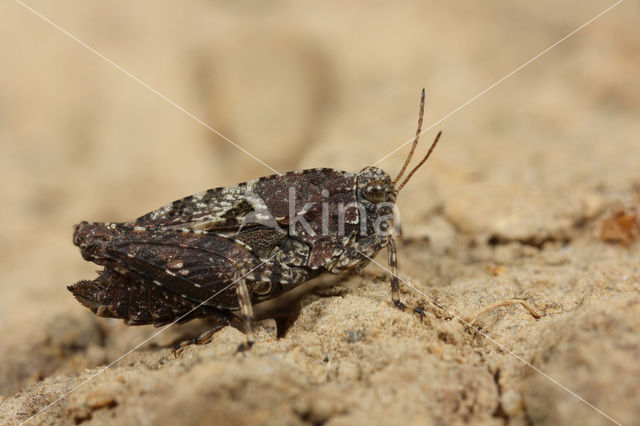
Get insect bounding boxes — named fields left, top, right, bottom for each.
left=69, top=90, right=442, bottom=351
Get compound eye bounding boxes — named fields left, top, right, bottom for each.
left=363, top=181, right=386, bottom=203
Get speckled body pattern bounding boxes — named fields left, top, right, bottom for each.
left=69, top=167, right=397, bottom=328
left=69, top=90, right=439, bottom=349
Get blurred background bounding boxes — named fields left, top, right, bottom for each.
left=1, top=0, right=639, bottom=422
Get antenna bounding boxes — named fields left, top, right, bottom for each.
left=395, top=130, right=442, bottom=192
left=393, top=88, right=425, bottom=185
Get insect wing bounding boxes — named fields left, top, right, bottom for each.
left=133, top=182, right=256, bottom=231
left=132, top=169, right=359, bottom=239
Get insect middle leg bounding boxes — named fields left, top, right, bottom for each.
left=233, top=259, right=309, bottom=352
left=172, top=274, right=257, bottom=354
left=235, top=273, right=255, bottom=352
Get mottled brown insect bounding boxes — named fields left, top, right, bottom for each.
left=69, top=90, right=442, bottom=350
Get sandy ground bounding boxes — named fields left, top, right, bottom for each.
left=1, top=1, right=639, bottom=425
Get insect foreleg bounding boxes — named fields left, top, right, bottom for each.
left=387, top=237, right=425, bottom=319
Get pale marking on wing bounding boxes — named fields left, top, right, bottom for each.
left=168, top=261, right=184, bottom=270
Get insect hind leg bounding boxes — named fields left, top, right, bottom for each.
left=172, top=317, right=231, bottom=356
left=172, top=266, right=260, bottom=355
